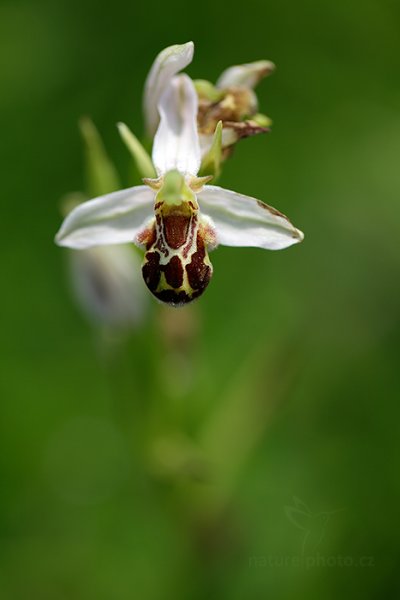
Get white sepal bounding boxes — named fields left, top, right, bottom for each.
left=143, top=41, right=194, bottom=138
left=216, top=60, right=275, bottom=89
left=197, top=185, right=304, bottom=250
left=152, top=74, right=201, bottom=177
left=55, top=186, right=154, bottom=249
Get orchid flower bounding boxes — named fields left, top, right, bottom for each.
left=196, top=59, right=276, bottom=158
left=56, top=74, right=303, bottom=306
left=141, top=42, right=275, bottom=163
left=122, top=43, right=272, bottom=180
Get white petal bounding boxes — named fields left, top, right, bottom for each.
left=216, top=60, right=275, bottom=89
left=152, top=74, right=201, bottom=176
left=143, top=42, right=194, bottom=138
left=198, top=185, right=304, bottom=250
left=55, top=186, right=154, bottom=249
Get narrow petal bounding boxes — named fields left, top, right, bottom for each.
left=79, top=117, right=120, bottom=196
left=117, top=122, right=156, bottom=179
left=216, top=60, right=275, bottom=89
left=143, top=41, right=194, bottom=138
left=198, top=185, right=304, bottom=250
left=152, top=74, right=201, bottom=176
left=55, top=186, right=154, bottom=249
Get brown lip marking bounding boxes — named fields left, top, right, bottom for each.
left=155, top=214, right=169, bottom=257
left=185, top=233, right=212, bottom=293
left=163, top=214, right=190, bottom=249
left=142, top=252, right=161, bottom=292
left=164, top=255, right=184, bottom=288
left=182, top=216, right=197, bottom=259
left=153, top=289, right=193, bottom=306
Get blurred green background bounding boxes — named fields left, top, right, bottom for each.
left=1, top=0, right=400, bottom=598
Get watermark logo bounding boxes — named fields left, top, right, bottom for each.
left=284, top=496, right=343, bottom=556
left=248, top=496, right=374, bottom=569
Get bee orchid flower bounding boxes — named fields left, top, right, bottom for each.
left=56, top=74, right=303, bottom=306
left=196, top=59, right=276, bottom=158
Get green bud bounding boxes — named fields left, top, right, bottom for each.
left=252, top=113, right=272, bottom=127
left=194, top=79, right=223, bottom=102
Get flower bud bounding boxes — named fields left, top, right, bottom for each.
left=68, top=243, right=147, bottom=330
left=196, top=60, right=274, bottom=161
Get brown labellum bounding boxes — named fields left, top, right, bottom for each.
left=141, top=204, right=213, bottom=306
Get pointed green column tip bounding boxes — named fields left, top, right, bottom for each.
left=157, top=169, right=196, bottom=206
